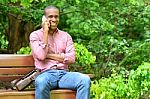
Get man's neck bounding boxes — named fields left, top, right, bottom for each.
left=48, top=28, right=57, bottom=35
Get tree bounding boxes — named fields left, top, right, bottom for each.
left=0, top=0, right=45, bottom=53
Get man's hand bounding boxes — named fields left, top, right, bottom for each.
left=42, top=16, right=50, bottom=49
left=46, top=53, right=64, bottom=63
left=42, top=16, right=50, bottom=33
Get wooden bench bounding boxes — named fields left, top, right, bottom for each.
left=0, top=54, right=76, bottom=99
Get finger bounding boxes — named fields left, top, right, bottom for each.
left=46, top=21, right=50, bottom=27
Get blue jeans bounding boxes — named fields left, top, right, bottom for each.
left=35, top=70, right=91, bottom=99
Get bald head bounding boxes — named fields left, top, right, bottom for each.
left=44, top=5, right=59, bottom=15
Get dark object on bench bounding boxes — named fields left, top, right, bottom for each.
left=12, top=68, right=40, bottom=91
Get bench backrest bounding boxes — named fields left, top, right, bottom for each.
left=0, top=54, right=34, bottom=81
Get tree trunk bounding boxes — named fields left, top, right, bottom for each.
left=7, top=13, right=34, bottom=53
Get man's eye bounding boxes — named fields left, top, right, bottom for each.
left=49, top=16, right=53, bottom=18
left=48, top=15, right=59, bottom=18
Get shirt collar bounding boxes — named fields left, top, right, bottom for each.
left=40, top=28, right=59, bottom=35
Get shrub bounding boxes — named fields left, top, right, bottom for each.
left=90, top=62, right=150, bottom=99
left=70, top=43, right=96, bottom=73
left=127, top=62, right=150, bottom=98
left=90, top=72, right=127, bottom=99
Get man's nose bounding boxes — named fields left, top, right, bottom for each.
left=51, top=17, right=57, bottom=21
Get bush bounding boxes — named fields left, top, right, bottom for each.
left=90, top=72, right=127, bottom=99
left=128, top=62, right=150, bottom=98
left=90, top=62, right=150, bottom=99
left=0, top=32, right=8, bottom=49
left=16, top=46, right=31, bottom=54
left=70, top=43, right=96, bottom=73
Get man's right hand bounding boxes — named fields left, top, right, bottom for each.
left=42, top=16, right=50, bottom=46
left=42, top=19, right=50, bottom=33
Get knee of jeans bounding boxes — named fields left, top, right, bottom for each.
left=35, top=76, right=49, bottom=91
left=81, top=75, right=91, bottom=87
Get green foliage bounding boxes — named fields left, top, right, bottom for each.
left=74, top=43, right=96, bottom=66
left=119, top=41, right=150, bottom=70
left=16, top=46, right=31, bottom=54
left=87, top=35, right=131, bottom=77
left=0, top=32, right=8, bottom=49
left=0, top=0, right=47, bottom=8
left=128, top=62, right=150, bottom=98
left=91, top=73, right=128, bottom=99
left=0, top=16, right=8, bottom=49
left=91, top=62, right=150, bottom=99
left=87, top=35, right=150, bottom=77
left=70, top=43, right=96, bottom=73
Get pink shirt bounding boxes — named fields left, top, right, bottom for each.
left=29, top=28, right=75, bottom=71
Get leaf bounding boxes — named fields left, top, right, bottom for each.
left=20, top=0, right=31, bottom=8
left=10, top=0, right=18, bottom=3
left=41, top=0, right=47, bottom=2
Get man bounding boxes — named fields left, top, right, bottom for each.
left=29, top=5, right=91, bottom=99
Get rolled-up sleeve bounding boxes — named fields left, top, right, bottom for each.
left=29, top=31, right=48, bottom=60
left=62, top=34, right=75, bottom=64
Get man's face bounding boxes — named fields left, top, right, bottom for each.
left=45, top=8, right=59, bottom=30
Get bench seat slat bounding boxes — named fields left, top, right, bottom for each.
left=0, top=90, right=76, bottom=99
left=0, top=68, right=34, bottom=75
left=0, top=89, right=75, bottom=94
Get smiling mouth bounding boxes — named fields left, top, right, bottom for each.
left=51, top=25, right=57, bottom=27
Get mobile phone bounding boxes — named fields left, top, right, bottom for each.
left=42, top=15, right=51, bottom=28
left=42, top=15, right=47, bottom=23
